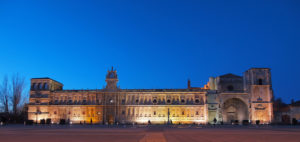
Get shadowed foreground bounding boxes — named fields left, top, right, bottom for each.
left=0, top=125, right=300, bottom=142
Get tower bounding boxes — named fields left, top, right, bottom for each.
left=105, top=67, right=119, bottom=90
left=103, top=67, right=119, bottom=124
left=244, top=68, right=273, bottom=124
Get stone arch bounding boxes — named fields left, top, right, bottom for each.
left=222, top=98, right=249, bottom=124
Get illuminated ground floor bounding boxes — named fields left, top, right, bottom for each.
left=28, top=105, right=208, bottom=125
left=28, top=100, right=272, bottom=125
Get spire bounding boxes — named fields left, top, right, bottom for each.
left=188, top=79, right=191, bottom=89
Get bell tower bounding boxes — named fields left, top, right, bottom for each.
left=103, top=67, right=120, bottom=125
left=105, top=67, right=119, bottom=90
left=244, top=68, right=273, bottom=124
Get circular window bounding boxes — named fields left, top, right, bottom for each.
left=167, top=99, right=171, bottom=103
left=153, top=99, right=157, bottom=104
left=181, top=99, right=185, bottom=103
left=109, top=99, right=114, bottom=103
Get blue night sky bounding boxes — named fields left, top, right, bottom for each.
left=0, top=0, right=299, bottom=103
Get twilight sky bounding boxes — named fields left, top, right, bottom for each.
left=0, top=0, right=299, bottom=103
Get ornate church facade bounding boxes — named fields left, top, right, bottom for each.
left=28, top=68, right=273, bottom=125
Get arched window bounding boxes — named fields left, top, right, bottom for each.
left=37, top=83, right=42, bottom=90
left=227, top=85, right=234, bottom=91
left=43, top=83, right=48, bottom=90
left=181, top=99, right=185, bottom=103
left=31, top=83, right=36, bottom=90
left=40, top=83, right=44, bottom=90
left=258, top=79, right=263, bottom=85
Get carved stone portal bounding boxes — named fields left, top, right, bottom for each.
left=222, top=98, right=249, bottom=124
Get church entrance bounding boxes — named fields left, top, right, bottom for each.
left=222, top=98, right=249, bottom=124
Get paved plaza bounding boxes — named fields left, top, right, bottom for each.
left=0, top=125, right=300, bottom=142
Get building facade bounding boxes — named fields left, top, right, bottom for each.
left=28, top=68, right=273, bottom=125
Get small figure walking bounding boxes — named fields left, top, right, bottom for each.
left=213, top=118, right=217, bottom=125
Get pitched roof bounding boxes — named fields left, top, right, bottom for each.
left=219, top=73, right=242, bottom=78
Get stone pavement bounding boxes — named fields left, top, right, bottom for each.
left=0, top=125, right=300, bottom=142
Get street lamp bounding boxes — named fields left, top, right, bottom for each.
left=98, top=112, right=101, bottom=124
left=35, top=110, right=41, bottom=124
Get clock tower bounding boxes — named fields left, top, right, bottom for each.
left=105, top=67, right=119, bottom=90
left=103, top=67, right=120, bottom=124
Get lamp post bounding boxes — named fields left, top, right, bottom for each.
left=167, top=108, right=170, bottom=125
left=98, top=112, right=101, bottom=124
left=35, top=110, right=41, bottom=124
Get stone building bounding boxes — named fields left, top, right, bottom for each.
left=28, top=68, right=273, bottom=125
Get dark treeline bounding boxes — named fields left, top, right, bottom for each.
left=0, top=74, right=28, bottom=123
